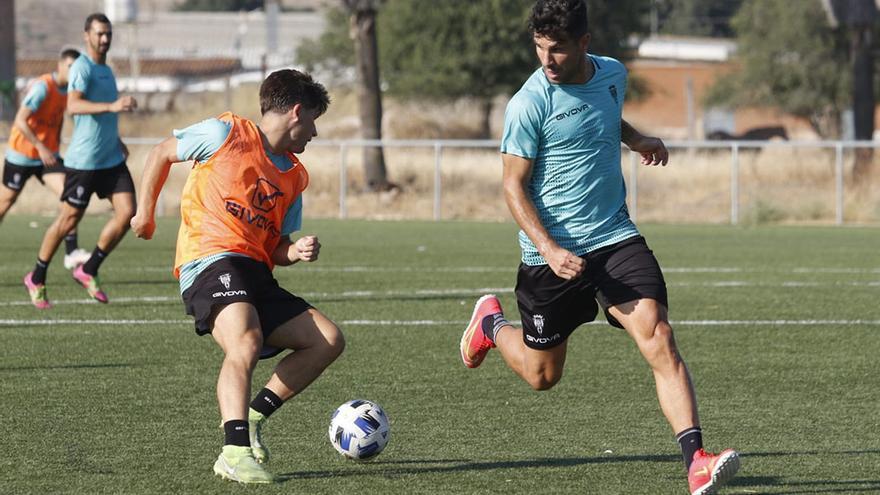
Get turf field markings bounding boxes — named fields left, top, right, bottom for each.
left=50, top=265, right=879, bottom=274
left=1, top=318, right=879, bottom=327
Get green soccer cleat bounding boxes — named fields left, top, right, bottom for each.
left=213, top=445, right=274, bottom=484
left=249, top=408, right=270, bottom=464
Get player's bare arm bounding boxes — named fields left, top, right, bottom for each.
left=502, top=152, right=585, bottom=280
left=131, top=137, right=179, bottom=240
left=67, top=90, right=137, bottom=115
left=621, top=119, right=669, bottom=166
left=272, top=235, right=321, bottom=267
left=12, top=104, right=57, bottom=166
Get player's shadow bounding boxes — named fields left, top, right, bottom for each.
left=0, top=362, right=134, bottom=372
left=276, top=453, right=679, bottom=481
left=277, top=449, right=880, bottom=492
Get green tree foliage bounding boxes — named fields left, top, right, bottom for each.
left=296, top=7, right=354, bottom=78
left=705, top=0, right=850, bottom=138
left=654, top=0, right=743, bottom=38
left=297, top=0, right=651, bottom=99
left=174, top=0, right=263, bottom=11
left=378, top=0, right=534, bottom=101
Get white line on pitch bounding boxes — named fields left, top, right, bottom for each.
left=19, top=265, right=875, bottom=274
left=1, top=319, right=878, bottom=327
left=1, top=279, right=878, bottom=308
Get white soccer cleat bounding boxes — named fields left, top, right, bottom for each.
left=63, top=248, right=92, bottom=270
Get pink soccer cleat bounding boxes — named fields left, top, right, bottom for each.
left=23, top=271, right=52, bottom=309
left=687, top=448, right=740, bottom=495
left=459, top=294, right=504, bottom=368
left=72, top=265, right=109, bottom=303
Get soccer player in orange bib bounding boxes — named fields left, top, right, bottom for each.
left=131, top=69, right=343, bottom=484
left=2, top=48, right=92, bottom=278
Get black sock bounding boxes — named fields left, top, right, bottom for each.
left=64, top=233, right=78, bottom=255
left=676, top=427, right=703, bottom=470
left=32, top=259, right=50, bottom=285
left=481, top=312, right=509, bottom=343
left=223, top=420, right=250, bottom=447
left=81, top=247, right=108, bottom=276
left=250, top=388, right=284, bottom=418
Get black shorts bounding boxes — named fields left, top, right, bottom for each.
left=61, top=162, right=135, bottom=209
left=181, top=256, right=312, bottom=359
left=2, top=159, right=65, bottom=191
left=515, top=235, right=668, bottom=350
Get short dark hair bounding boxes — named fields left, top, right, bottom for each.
left=259, top=69, right=330, bottom=117
left=60, top=48, right=80, bottom=61
left=84, top=13, right=111, bottom=32
left=529, top=0, right=589, bottom=41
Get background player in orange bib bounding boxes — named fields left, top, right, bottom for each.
left=131, top=69, right=342, bottom=484
left=2, top=48, right=92, bottom=276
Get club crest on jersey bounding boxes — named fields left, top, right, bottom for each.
left=608, top=85, right=618, bottom=104
left=251, top=178, right=283, bottom=213
left=219, top=273, right=231, bottom=289
left=534, top=314, right=545, bottom=335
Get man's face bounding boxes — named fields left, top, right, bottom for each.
left=533, top=33, right=590, bottom=84
left=288, top=105, right=319, bottom=154
left=56, top=56, right=77, bottom=85
left=84, top=21, right=113, bottom=55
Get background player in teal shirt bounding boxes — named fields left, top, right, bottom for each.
left=24, top=13, right=138, bottom=308
left=459, top=2, right=739, bottom=494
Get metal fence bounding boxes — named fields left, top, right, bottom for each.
left=7, top=138, right=880, bottom=225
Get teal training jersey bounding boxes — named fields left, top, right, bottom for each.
left=173, top=118, right=303, bottom=294
left=501, top=54, right=639, bottom=266
left=65, top=54, right=124, bottom=170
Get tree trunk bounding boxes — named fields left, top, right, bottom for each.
left=347, top=1, right=389, bottom=192
left=808, top=108, right=842, bottom=140
left=0, top=0, right=16, bottom=122
left=851, top=24, right=874, bottom=182
left=478, top=97, right=493, bottom=139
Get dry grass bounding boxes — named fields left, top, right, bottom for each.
left=2, top=83, right=878, bottom=225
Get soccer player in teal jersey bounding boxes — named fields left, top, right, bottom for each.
left=24, top=13, right=138, bottom=308
left=460, top=2, right=739, bottom=494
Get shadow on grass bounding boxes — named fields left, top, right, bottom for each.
left=0, top=362, right=135, bottom=372
left=278, top=449, right=880, bottom=493
left=276, top=453, right=680, bottom=481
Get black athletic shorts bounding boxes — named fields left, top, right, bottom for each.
left=61, top=161, right=135, bottom=209
left=515, top=235, right=668, bottom=350
left=181, top=256, right=312, bottom=359
left=2, top=159, right=65, bottom=191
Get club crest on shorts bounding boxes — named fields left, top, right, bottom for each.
left=219, top=273, right=232, bottom=289
left=76, top=185, right=85, bottom=198
left=534, top=314, right=545, bottom=335
left=13, top=173, right=21, bottom=185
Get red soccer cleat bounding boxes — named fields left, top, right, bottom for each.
left=459, top=294, right=503, bottom=368
left=688, top=448, right=740, bottom=495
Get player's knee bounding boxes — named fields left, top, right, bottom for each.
left=323, top=325, right=345, bottom=361
left=641, top=321, right=680, bottom=368
left=225, top=329, right=263, bottom=367
left=526, top=370, right=562, bottom=391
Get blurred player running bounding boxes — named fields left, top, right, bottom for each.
left=459, top=1, right=739, bottom=493
left=24, top=13, right=138, bottom=308
left=131, top=69, right=344, bottom=484
left=2, top=48, right=91, bottom=276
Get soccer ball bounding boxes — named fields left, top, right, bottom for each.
left=328, top=399, right=390, bottom=461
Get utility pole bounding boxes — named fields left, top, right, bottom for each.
left=0, top=0, right=17, bottom=122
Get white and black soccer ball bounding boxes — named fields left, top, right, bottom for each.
left=328, top=399, right=390, bottom=461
